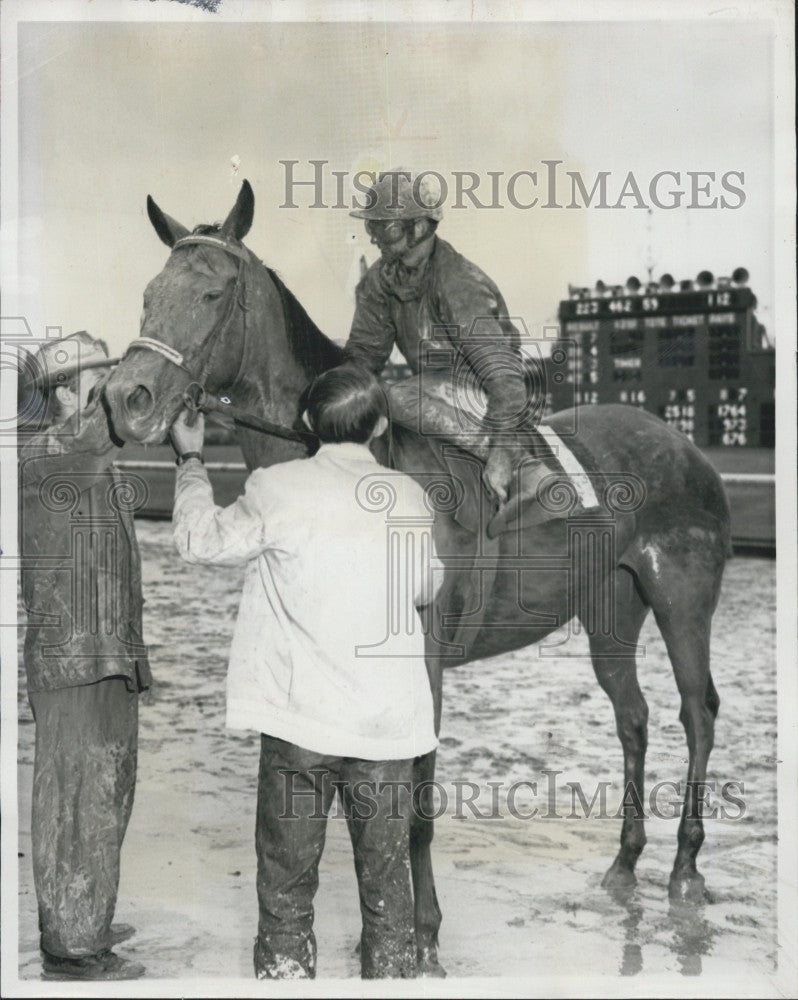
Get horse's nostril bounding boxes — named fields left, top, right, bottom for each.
left=126, top=384, right=154, bottom=418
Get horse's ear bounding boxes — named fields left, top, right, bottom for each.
left=220, top=180, right=254, bottom=241
left=147, top=195, right=189, bottom=248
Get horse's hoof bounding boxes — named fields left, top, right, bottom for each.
left=601, top=859, right=637, bottom=891
left=417, top=948, right=447, bottom=978
left=668, top=872, right=709, bottom=905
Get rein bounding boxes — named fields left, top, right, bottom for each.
left=182, top=382, right=319, bottom=448
left=125, top=233, right=318, bottom=450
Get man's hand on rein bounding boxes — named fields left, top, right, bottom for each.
left=170, top=408, right=206, bottom=456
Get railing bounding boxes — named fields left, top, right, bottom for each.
left=114, top=460, right=246, bottom=472
left=114, top=459, right=776, bottom=486
left=717, top=473, right=775, bottom=484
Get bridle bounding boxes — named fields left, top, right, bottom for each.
left=126, top=233, right=249, bottom=395
left=124, top=233, right=318, bottom=449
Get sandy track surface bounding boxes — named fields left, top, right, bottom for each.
left=16, top=520, right=777, bottom=986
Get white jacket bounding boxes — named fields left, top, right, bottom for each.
left=173, top=443, right=442, bottom=760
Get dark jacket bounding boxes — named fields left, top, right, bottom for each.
left=19, top=402, right=151, bottom=694
left=344, top=236, right=530, bottom=431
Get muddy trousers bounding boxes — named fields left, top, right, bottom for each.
left=28, top=678, right=138, bottom=960
left=254, top=735, right=416, bottom=980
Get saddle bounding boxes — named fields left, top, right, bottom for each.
left=373, top=375, right=609, bottom=662
left=382, top=372, right=593, bottom=538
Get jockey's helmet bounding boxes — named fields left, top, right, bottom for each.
left=350, top=168, right=444, bottom=222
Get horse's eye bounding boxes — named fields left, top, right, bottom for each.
left=203, top=290, right=224, bottom=302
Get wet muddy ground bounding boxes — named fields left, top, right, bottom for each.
left=16, top=521, right=778, bottom=989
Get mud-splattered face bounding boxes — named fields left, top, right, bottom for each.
left=105, top=182, right=256, bottom=445
left=104, top=243, right=243, bottom=444
left=365, top=219, right=410, bottom=260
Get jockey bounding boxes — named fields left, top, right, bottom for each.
left=344, top=167, right=558, bottom=524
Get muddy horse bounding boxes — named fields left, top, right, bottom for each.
left=105, top=181, right=730, bottom=976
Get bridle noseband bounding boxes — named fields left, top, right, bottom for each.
left=124, top=233, right=318, bottom=449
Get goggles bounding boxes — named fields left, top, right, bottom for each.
left=364, top=219, right=408, bottom=245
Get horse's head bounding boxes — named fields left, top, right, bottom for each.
left=105, top=181, right=255, bottom=443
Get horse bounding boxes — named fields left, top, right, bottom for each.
left=104, top=180, right=731, bottom=976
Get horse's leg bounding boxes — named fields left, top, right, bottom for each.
left=659, top=615, right=719, bottom=902
left=411, top=653, right=445, bottom=977
left=583, top=567, right=650, bottom=888
left=635, top=543, right=723, bottom=903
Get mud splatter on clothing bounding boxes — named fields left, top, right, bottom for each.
left=30, top=679, right=138, bottom=958
left=254, top=735, right=416, bottom=979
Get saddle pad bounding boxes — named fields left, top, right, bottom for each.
left=537, top=423, right=600, bottom=508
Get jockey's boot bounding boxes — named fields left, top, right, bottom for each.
left=486, top=453, right=582, bottom=538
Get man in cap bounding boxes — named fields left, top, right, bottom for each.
left=18, top=331, right=150, bottom=981
left=344, top=167, right=560, bottom=530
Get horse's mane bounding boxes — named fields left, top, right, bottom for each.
left=264, top=266, right=346, bottom=378
left=191, top=224, right=344, bottom=379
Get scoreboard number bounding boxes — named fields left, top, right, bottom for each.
left=719, top=386, right=748, bottom=402
left=608, top=298, right=633, bottom=314
left=722, top=430, right=748, bottom=446
left=717, top=403, right=747, bottom=419
left=619, top=389, right=646, bottom=405
left=716, top=387, right=748, bottom=446
left=661, top=387, right=696, bottom=440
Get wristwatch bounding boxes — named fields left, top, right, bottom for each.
left=175, top=451, right=204, bottom=466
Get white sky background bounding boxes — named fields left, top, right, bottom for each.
left=12, top=13, right=775, bottom=358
